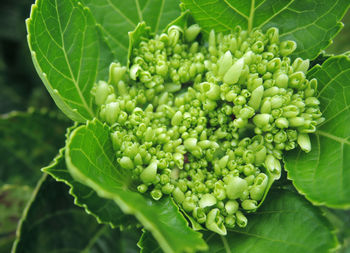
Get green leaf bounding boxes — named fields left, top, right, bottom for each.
left=0, top=185, right=32, bottom=252
left=322, top=208, right=350, bottom=252
left=285, top=55, right=350, bottom=208
left=204, top=189, right=338, bottom=253
left=89, top=226, right=142, bottom=253
left=182, top=0, right=350, bottom=59
left=138, top=230, right=162, bottom=253
left=0, top=110, right=69, bottom=187
left=80, top=0, right=181, bottom=64
left=327, top=12, right=350, bottom=55
left=65, top=118, right=208, bottom=253
left=163, top=9, right=190, bottom=32
left=12, top=174, right=141, bottom=253
left=26, top=0, right=112, bottom=122
left=127, top=22, right=151, bottom=68
left=43, top=147, right=135, bottom=228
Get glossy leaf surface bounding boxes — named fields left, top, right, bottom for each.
left=182, top=0, right=350, bottom=59
left=285, top=55, right=350, bottom=208
left=27, top=0, right=113, bottom=122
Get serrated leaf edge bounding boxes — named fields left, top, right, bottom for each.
left=65, top=118, right=208, bottom=253
left=26, top=0, right=96, bottom=122
left=11, top=174, right=48, bottom=253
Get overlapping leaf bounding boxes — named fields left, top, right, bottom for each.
left=26, top=0, right=114, bottom=122
left=12, top=175, right=141, bottom=253
left=138, top=230, right=162, bottom=253
left=139, top=189, right=338, bottom=253
left=43, top=147, right=135, bottom=228
left=0, top=185, right=32, bottom=252
left=80, top=0, right=181, bottom=64
left=285, top=55, right=350, bottom=208
left=65, top=119, right=208, bottom=253
left=0, top=110, right=69, bottom=186
left=323, top=208, right=350, bottom=252
left=182, top=0, right=350, bottom=59
left=204, top=189, right=338, bottom=253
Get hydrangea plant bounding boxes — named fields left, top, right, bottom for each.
left=11, top=0, right=350, bottom=252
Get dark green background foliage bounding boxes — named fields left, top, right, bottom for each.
left=1, top=0, right=350, bottom=252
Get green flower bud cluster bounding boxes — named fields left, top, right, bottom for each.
left=130, top=25, right=207, bottom=91
left=91, top=24, right=323, bottom=235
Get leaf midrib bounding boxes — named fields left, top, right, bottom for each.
left=54, top=0, right=94, bottom=118
left=231, top=230, right=309, bottom=249
left=316, top=130, right=350, bottom=145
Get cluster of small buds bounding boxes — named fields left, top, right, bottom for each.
left=130, top=24, right=206, bottom=93
left=91, top=24, right=323, bottom=235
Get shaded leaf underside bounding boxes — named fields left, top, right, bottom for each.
left=12, top=175, right=141, bottom=253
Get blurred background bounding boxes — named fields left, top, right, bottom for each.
left=0, top=0, right=349, bottom=252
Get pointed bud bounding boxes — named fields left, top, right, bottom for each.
left=223, top=58, right=244, bottom=84
left=248, top=85, right=264, bottom=110
left=209, top=29, right=216, bottom=48
left=265, top=154, right=281, bottom=179
left=236, top=211, right=247, bottom=228
left=109, top=62, right=126, bottom=85
left=185, top=24, right=201, bottom=42
left=140, top=161, right=158, bottom=184
left=218, top=51, right=233, bottom=77
left=105, top=102, right=120, bottom=125
left=95, top=81, right=110, bottom=106
left=119, top=156, right=134, bottom=170
left=297, top=133, right=311, bottom=153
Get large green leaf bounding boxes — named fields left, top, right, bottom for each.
left=138, top=189, right=338, bottom=252
left=80, top=0, right=181, bottom=64
left=12, top=174, right=141, bottom=253
left=203, top=189, right=338, bottom=253
left=65, top=118, right=208, bottom=253
left=0, top=110, right=69, bottom=186
left=43, top=147, right=135, bottom=228
left=26, top=0, right=113, bottom=122
left=285, top=55, right=350, bottom=208
left=182, top=0, right=350, bottom=60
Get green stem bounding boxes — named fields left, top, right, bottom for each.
left=221, top=235, right=232, bottom=253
